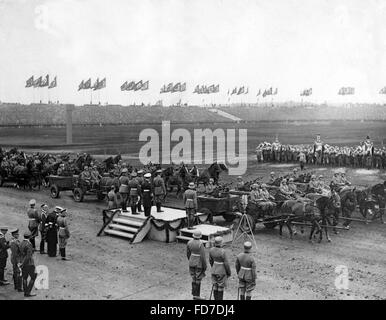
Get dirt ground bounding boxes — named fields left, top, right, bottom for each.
left=0, top=161, right=385, bottom=300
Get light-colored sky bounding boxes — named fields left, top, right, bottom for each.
left=0, top=0, right=386, bottom=105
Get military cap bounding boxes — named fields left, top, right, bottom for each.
left=193, top=230, right=202, bottom=239
left=0, top=226, right=8, bottom=231
left=137, top=170, right=143, bottom=174
left=214, top=236, right=223, bottom=246
left=10, top=228, right=19, bottom=235
left=244, top=241, right=252, bottom=251
left=318, top=175, right=323, bottom=178
left=237, top=176, right=243, bottom=180
left=261, top=183, right=267, bottom=188
left=23, top=231, right=31, bottom=238
left=54, top=206, right=64, bottom=212
left=156, top=169, right=162, bottom=173
left=270, top=172, right=275, bottom=175
left=110, top=185, right=115, bottom=189
left=29, top=199, right=36, bottom=206
left=144, top=173, right=151, bottom=178
left=188, top=182, right=195, bottom=189
left=131, top=171, right=137, bottom=177
left=121, top=168, right=128, bottom=173
left=40, top=203, right=47, bottom=208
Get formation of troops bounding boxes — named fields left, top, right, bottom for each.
left=256, top=135, right=386, bottom=170
left=0, top=200, right=70, bottom=297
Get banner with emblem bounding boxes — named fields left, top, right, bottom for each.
left=25, top=76, right=34, bottom=88
left=48, top=76, right=57, bottom=89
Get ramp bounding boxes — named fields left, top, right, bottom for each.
left=104, top=210, right=151, bottom=243
left=208, top=108, right=243, bottom=122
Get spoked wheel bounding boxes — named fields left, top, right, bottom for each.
left=50, top=185, right=60, bottom=198
left=73, top=188, right=84, bottom=202
left=238, top=214, right=256, bottom=233
left=97, top=192, right=105, bottom=201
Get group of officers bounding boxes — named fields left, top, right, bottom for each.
left=0, top=200, right=70, bottom=298
left=256, top=135, right=386, bottom=169
left=187, top=231, right=256, bottom=300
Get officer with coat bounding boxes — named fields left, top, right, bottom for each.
left=235, top=241, right=256, bottom=300
left=187, top=230, right=207, bottom=300
left=39, top=204, right=48, bottom=254
left=142, top=173, right=153, bottom=217
left=107, top=185, right=118, bottom=210
left=118, top=168, right=130, bottom=212
left=9, top=228, right=22, bottom=291
left=153, top=170, right=166, bottom=212
left=209, top=236, right=231, bottom=300
left=0, top=226, right=10, bottom=285
left=56, top=207, right=70, bottom=261
left=128, top=171, right=141, bottom=214
left=136, top=170, right=144, bottom=213
left=27, top=199, right=39, bottom=251
left=19, top=231, right=37, bottom=297
left=183, top=182, right=198, bottom=229
left=46, top=208, right=58, bottom=257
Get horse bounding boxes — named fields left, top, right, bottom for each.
left=197, top=162, right=228, bottom=185
left=163, top=166, right=183, bottom=197
left=339, top=187, right=357, bottom=228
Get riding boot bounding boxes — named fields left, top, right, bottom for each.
left=17, top=275, right=23, bottom=291
left=137, top=203, right=143, bottom=213
left=29, top=237, right=36, bottom=250
left=240, top=295, right=245, bottom=300
left=131, top=205, right=137, bottom=215
left=156, top=203, right=163, bottom=212
left=246, top=296, right=251, bottom=300
left=213, top=290, right=218, bottom=300
left=40, top=238, right=45, bottom=254
left=217, top=291, right=223, bottom=300
left=194, top=283, right=201, bottom=299
left=191, top=282, right=195, bottom=297
left=23, top=279, right=28, bottom=295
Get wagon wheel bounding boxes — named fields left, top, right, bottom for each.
left=97, top=191, right=105, bottom=201
left=29, top=177, right=38, bottom=189
left=73, top=187, right=84, bottom=202
left=50, top=185, right=60, bottom=198
left=199, top=207, right=213, bottom=224
left=239, top=214, right=256, bottom=233
left=223, top=213, right=236, bottom=222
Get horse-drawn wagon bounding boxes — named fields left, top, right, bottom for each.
left=48, top=175, right=109, bottom=202
left=197, top=194, right=242, bottom=222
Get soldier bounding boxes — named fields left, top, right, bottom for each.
left=235, top=176, right=245, bottom=191
left=142, top=173, right=153, bottom=217
left=308, top=175, right=319, bottom=192
left=235, top=241, right=256, bottom=300
left=153, top=170, right=166, bottom=212
left=9, top=228, right=22, bottom=291
left=313, top=134, right=324, bottom=165
left=205, top=178, right=216, bottom=196
left=187, top=230, right=207, bottom=300
left=46, top=208, right=58, bottom=257
left=19, top=231, right=37, bottom=297
left=363, top=136, right=374, bottom=169
left=136, top=170, right=144, bottom=213
left=128, top=171, right=141, bottom=214
left=107, top=185, right=118, bottom=210
left=39, top=204, right=48, bottom=254
left=57, top=207, right=70, bottom=261
left=184, top=182, right=198, bottom=229
left=27, top=199, right=39, bottom=251
left=90, top=165, right=102, bottom=189
left=57, top=163, right=65, bottom=176
left=209, top=236, right=231, bottom=300
left=79, top=165, right=92, bottom=186
left=248, top=184, right=260, bottom=203
left=0, top=226, right=10, bottom=285
left=272, top=137, right=281, bottom=162
left=267, top=172, right=276, bottom=185
left=118, top=168, right=130, bottom=212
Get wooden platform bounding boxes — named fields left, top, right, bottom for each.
left=176, top=224, right=233, bottom=248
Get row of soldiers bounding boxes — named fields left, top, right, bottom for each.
left=187, top=231, right=256, bottom=300
left=256, top=135, right=386, bottom=169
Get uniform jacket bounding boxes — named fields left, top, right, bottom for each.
left=205, top=184, right=215, bottom=195
left=9, top=237, right=21, bottom=265
left=141, top=180, right=153, bottom=206
left=153, top=176, right=166, bottom=196
left=235, top=252, right=256, bottom=281
left=128, top=178, right=141, bottom=196
left=39, top=210, right=48, bottom=232
left=183, top=189, right=198, bottom=209
left=57, top=216, right=70, bottom=239
left=187, top=239, right=207, bottom=270
left=19, top=239, right=34, bottom=267
left=27, top=207, right=39, bottom=229
left=0, top=233, right=9, bottom=259
left=209, top=247, right=231, bottom=277
left=118, top=175, right=130, bottom=193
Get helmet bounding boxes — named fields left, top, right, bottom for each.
left=29, top=199, right=36, bottom=206
left=193, top=230, right=202, bottom=239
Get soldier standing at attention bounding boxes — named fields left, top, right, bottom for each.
left=128, top=171, right=141, bottom=215
left=9, top=228, right=22, bottom=291
left=187, top=230, right=207, bottom=300
left=153, top=170, right=166, bottom=212
left=46, top=208, right=58, bottom=257
left=0, top=226, right=10, bottom=285
left=183, top=182, right=198, bottom=229
left=136, top=170, right=144, bottom=213
left=20, top=231, right=37, bottom=297
left=107, top=185, right=118, bottom=210
left=209, top=236, right=231, bottom=300
left=235, top=241, right=256, bottom=300
left=57, top=207, right=70, bottom=261
left=39, top=204, right=48, bottom=254
left=142, top=173, right=153, bottom=217
left=118, top=168, right=130, bottom=212
left=27, top=199, right=39, bottom=251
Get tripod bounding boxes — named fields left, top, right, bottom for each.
left=231, top=212, right=258, bottom=250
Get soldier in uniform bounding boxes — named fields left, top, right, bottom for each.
left=363, top=136, right=374, bottom=169
left=107, top=185, right=118, bottom=210
left=90, top=165, right=102, bottom=189
left=209, top=236, right=231, bottom=300
left=272, top=137, right=281, bottom=162
left=79, top=165, right=92, bottom=187
left=46, top=208, right=58, bottom=257
left=187, top=230, right=207, bottom=300
left=235, top=241, right=256, bottom=300
left=9, top=228, right=22, bottom=291
left=267, top=172, right=276, bottom=185
left=19, top=231, right=37, bottom=297
left=136, top=170, right=144, bottom=213
left=142, top=173, right=153, bottom=217
left=57, top=207, right=70, bottom=261
left=39, top=204, right=48, bottom=254
left=0, top=226, right=10, bottom=285
left=27, top=199, right=39, bottom=251
left=128, top=171, right=141, bottom=214
left=118, top=168, right=130, bottom=212
left=205, top=178, right=216, bottom=196
left=153, top=170, right=166, bottom=212
left=308, top=175, right=319, bottom=192
left=183, top=182, right=198, bottom=229
left=313, top=134, right=324, bottom=165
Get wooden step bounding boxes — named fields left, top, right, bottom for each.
left=120, top=212, right=148, bottom=221
left=109, top=223, right=138, bottom=234
left=104, top=229, right=134, bottom=239
left=113, top=217, right=143, bottom=228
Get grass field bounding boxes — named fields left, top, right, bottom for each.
left=0, top=120, right=385, bottom=156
